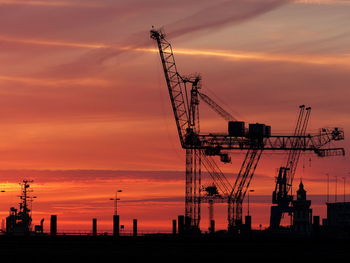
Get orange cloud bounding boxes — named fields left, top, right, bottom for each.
left=295, top=0, right=350, bottom=5
left=0, top=0, right=102, bottom=7
left=0, top=75, right=110, bottom=87
left=0, top=35, right=108, bottom=49
left=138, top=47, right=350, bottom=67
left=1, top=35, right=349, bottom=67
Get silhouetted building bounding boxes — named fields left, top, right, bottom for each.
left=245, top=216, right=251, bottom=231
left=50, top=215, right=57, bottom=235
left=133, top=219, right=138, bottom=237
left=292, top=181, right=312, bottom=233
left=92, top=218, right=97, bottom=236
left=327, top=202, right=350, bottom=227
left=113, top=215, right=120, bottom=236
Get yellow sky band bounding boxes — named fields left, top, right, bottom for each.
left=1, top=36, right=349, bottom=67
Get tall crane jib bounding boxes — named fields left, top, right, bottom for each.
left=150, top=28, right=345, bottom=234
left=151, top=29, right=203, bottom=231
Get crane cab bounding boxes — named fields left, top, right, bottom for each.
left=228, top=121, right=245, bottom=137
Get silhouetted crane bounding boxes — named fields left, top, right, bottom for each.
left=270, top=105, right=310, bottom=228
left=150, top=28, right=345, bottom=233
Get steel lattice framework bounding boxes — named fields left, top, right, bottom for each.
left=150, top=28, right=345, bottom=232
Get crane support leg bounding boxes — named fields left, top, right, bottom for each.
left=228, top=148, right=263, bottom=231
left=185, top=149, right=201, bottom=232
left=270, top=205, right=294, bottom=229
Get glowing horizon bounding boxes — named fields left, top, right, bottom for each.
left=0, top=0, right=348, bottom=232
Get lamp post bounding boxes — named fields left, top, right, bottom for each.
left=30, top=196, right=37, bottom=216
left=110, top=190, right=122, bottom=216
left=247, top=189, right=255, bottom=216
left=342, top=177, right=346, bottom=203
left=326, top=173, right=329, bottom=203
left=335, top=176, right=338, bottom=203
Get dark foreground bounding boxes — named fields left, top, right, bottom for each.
left=1, top=233, right=350, bottom=262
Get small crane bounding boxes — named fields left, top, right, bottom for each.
left=270, top=105, right=310, bottom=228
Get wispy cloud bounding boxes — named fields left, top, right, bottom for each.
left=2, top=35, right=349, bottom=66
left=37, top=0, right=290, bottom=78
left=0, top=0, right=102, bottom=7
left=0, top=75, right=110, bottom=87
left=164, top=0, right=290, bottom=38
left=152, top=48, right=350, bottom=66
left=0, top=35, right=107, bottom=49
left=1, top=0, right=348, bottom=8
left=295, top=0, right=350, bottom=5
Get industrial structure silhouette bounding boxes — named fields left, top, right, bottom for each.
left=0, top=27, right=349, bottom=262
left=150, top=28, right=345, bottom=234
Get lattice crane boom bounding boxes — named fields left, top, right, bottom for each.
left=152, top=29, right=205, bottom=230
left=150, top=29, right=190, bottom=147
left=196, top=128, right=344, bottom=151
left=200, top=151, right=232, bottom=196
left=228, top=148, right=263, bottom=227
left=198, top=91, right=236, bottom=122
left=286, top=106, right=311, bottom=188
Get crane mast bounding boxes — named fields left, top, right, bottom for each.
left=151, top=29, right=203, bottom=230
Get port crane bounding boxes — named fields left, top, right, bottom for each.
left=150, top=28, right=345, bottom=232
left=270, top=106, right=311, bottom=228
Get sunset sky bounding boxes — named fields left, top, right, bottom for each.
left=0, top=0, right=349, bottom=233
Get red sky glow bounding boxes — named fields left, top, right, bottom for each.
left=0, top=0, right=349, bottom=233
